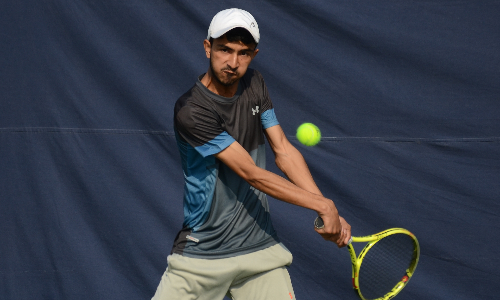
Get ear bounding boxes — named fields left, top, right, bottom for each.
left=252, top=48, right=259, bottom=59
left=203, top=39, right=211, bottom=58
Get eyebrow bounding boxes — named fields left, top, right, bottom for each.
left=215, top=43, right=256, bottom=52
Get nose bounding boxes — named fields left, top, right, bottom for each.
left=227, top=53, right=239, bottom=69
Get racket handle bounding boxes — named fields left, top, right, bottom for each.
left=314, top=216, right=353, bottom=245
left=314, top=216, right=324, bottom=229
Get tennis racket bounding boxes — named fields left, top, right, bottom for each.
left=315, top=217, right=420, bottom=300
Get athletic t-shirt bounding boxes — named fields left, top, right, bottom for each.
left=171, top=69, right=280, bottom=259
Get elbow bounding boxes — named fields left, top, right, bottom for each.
left=246, top=177, right=261, bottom=188
left=275, top=154, right=293, bottom=175
left=274, top=143, right=300, bottom=167
left=238, top=165, right=265, bottom=188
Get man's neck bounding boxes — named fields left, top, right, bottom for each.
left=200, top=72, right=239, bottom=98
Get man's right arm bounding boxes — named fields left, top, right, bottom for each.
left=214, top=140, right=347, bottom=247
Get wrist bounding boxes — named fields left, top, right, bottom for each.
left=314, top=198, right=337, bottom=216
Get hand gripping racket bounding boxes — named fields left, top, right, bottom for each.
left=315, top=217, right=420, bottom=300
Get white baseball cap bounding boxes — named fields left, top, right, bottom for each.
left=207, top=8, right=260, bottom=44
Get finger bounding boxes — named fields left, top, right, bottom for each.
left=339, top=228, right=346, bottom=243
left=342, top=228, right=351, bottom=247
left=313, top=226, right=330, bottom=241
left=345, top=229, right=352, bottom=245
left=336, top=228, right=347, bottom=247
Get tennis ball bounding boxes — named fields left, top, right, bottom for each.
left=296, top=123, right=321, bottom=146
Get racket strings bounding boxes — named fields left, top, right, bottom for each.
left=358, top=234, right=416, bottom=300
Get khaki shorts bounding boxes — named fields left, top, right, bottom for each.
left=152, top=243, right=295, bottom=300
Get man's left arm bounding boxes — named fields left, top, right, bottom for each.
left=264, top=124, right=351, bottom=242
left=265, top=125, right=322, bottom=195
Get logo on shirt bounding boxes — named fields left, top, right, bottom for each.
left=252, top=106, right=260, bottom=115
left=186, top=235, right=199, bottom=243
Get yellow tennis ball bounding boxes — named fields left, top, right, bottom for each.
left=296, top=123, right=321, bottom=146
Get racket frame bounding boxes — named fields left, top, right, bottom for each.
left=348, top=228, right=420, bottom=300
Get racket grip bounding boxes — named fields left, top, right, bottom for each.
left=314, top=216, right=324, bottom=229
left=315, top=216, right=353, bottom=244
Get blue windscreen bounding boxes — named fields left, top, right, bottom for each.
left=1, top=1, right=499, bottom=299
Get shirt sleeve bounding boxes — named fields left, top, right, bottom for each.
left=175, top=103, right=235, bottom=157
left=261, top=108, right=279, bottom=129
left=254, top=70, right=280, bottom=129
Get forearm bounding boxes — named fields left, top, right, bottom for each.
left=274, top=144, right=323, bottom=196
left=215, top=140, right=349, bottom=246
left=248, top=161, right=347, bottom=246
left=215, top=141, right=333, bottom=214
left=265, top=125, right=322, bottom=196
left=246, top=165, right=335, bottom=214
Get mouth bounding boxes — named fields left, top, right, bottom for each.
left=222, top=68, right=238, bottom=75
left=223, top=71, right=237, bottom=77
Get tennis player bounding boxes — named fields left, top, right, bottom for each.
left=152, top=8, right=351, bottom=300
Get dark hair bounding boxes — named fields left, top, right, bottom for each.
left=209, top=27, right=257, bottom=47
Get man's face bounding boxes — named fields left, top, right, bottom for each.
left=205, top=35, right=258, bottom=87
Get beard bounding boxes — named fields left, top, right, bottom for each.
left=209, top=58, right=240, bottom=87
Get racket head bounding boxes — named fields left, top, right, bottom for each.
left=349, top=228, right=420, bottom=300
